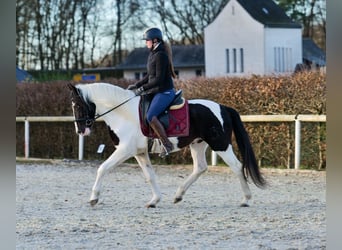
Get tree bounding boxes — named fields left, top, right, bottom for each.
left=151, top=0, right=229, bottom=44
left=111, top=0, right=141, bottom=66
left=275, top=0, right=326, bottom=50
left=16, top=0, right=100, bottom=70
left=79, top=0, right=97, bottom=69
left=16, top=0, right=36, bottom=69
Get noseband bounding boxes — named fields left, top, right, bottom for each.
left=75, top=116, right=95, bottom=127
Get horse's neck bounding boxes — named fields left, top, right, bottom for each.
left=85, top=83, right=133, bottom=108
left=81, top=83, right=139, bottom=126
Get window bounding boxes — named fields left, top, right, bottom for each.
left=134, top=72, right=140, bottom=80
left=286, top=48, right=292, bottom=72
left=274, top=47, right=292, bottom=73
left=278, top=47, right=281, bottom=72
left=240, top=48, right=244, bottom=73
left=226, top=49, right=230, bottom=73
left=233, top=48, right=237, bottom=73
left=281, top=47, right=285, bottom=72
left=226, top=48, right=245, bottom=74
left=274, top=47, right=278, bottom=72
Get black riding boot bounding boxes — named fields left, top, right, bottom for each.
left=149, top=116, right=174, bottom=158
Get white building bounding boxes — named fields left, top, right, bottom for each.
left=204, top=0, right=302, bottom=77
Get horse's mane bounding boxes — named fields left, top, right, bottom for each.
left=77, top=82, right=134, bottom=106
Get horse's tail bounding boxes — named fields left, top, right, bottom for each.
left=226, top=107, right=267, bottom=188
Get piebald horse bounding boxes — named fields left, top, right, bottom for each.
left=68, top=82, right=266, bottom=208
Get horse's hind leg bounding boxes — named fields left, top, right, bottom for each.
left=134, top=152, right=161, bottom=208
left=217, top=145, right=252, bottom=207
left=174, top=139, right=208, bottom=203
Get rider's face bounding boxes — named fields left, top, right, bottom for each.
left=146, top=39, right=153, bottom=49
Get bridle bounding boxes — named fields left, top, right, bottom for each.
left=72, top=87, right=137, bottom=127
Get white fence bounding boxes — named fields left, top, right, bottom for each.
left=16, top=115, right=326, bottom=169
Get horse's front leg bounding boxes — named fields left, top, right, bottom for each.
left=89, top=147, right=130, bottom=206
left=174, top=140, right=208, bottom=203
left=134, top=152, right=162, bottom=208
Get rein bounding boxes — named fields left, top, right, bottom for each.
left=93, top=95, right=137, bottom=120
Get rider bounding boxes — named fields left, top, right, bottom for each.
left=128, top=27, right=177, bottom=157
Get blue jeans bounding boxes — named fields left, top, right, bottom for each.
left=146, top=89, right=175, bottom=123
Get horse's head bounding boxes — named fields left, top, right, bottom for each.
left=68, top=83, right=96, bottom=136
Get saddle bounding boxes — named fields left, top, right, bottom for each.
left=139, top=90, right=190, bottom=138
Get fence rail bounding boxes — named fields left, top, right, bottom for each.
left=16, top=115, right=326, bottom=169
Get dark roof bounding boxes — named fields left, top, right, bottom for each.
left=16, top=66, right=34, bottom=83
left=116, top=45, right=204, bottom=70
left=236, top=0, right=301, bottom=28
left=116, top=47, right=149, bottom=70
left=302, top=38, right=326, bottom=66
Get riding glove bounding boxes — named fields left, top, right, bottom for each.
left=134, top=87, right=144, bottom=96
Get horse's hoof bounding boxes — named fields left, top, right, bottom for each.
left=146, top=203, right=156, bottom=208
left=90, top=199, right=98, bottom=206
left=174, top=197, right=182, bottom=203
left=240, top=203, right=249, bottom=207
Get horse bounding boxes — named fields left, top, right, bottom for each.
left=68, top=82, right=266, bottom=208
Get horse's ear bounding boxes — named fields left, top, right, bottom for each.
left=67, top=83, right=79, bottom=96
left=67, top=82, right=76, bottom=91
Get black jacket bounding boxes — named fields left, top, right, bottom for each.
left=135, top=43, right=174, bottom=94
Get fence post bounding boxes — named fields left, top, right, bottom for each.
left=211, top=151, right=217, bottom=166
left=294, top=118, right=301, bottom=169
left=78, top=135, right=84, bottom=160
left=24, top=119, right=29, bottom=158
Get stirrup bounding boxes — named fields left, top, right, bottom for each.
left=158, top=144, right=173, bottom=158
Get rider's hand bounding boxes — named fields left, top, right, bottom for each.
left=134, top=87, right=144, bottom=96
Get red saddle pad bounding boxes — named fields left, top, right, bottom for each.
left=139, top=100, right=190, bottom=138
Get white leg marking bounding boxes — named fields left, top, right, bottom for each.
left=217, top=144, right=252, bottom=206
left=134, top=152, right=161, bottom=208
left=89, top=147, right=131, bottom=205
left=174, top=140, right=208, bottom=203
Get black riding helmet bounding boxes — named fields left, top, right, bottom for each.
left=142, top=27, right=163, bottom=41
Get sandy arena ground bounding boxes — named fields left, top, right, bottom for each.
left=16, top=159, right=326, bottom=249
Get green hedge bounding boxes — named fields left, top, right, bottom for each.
left=16, top=72, right=326, bottom=169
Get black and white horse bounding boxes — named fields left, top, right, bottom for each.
left=68, top=82, right=266, bottom=208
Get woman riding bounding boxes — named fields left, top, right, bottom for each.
left=128, top=27, right=177, bottom=157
